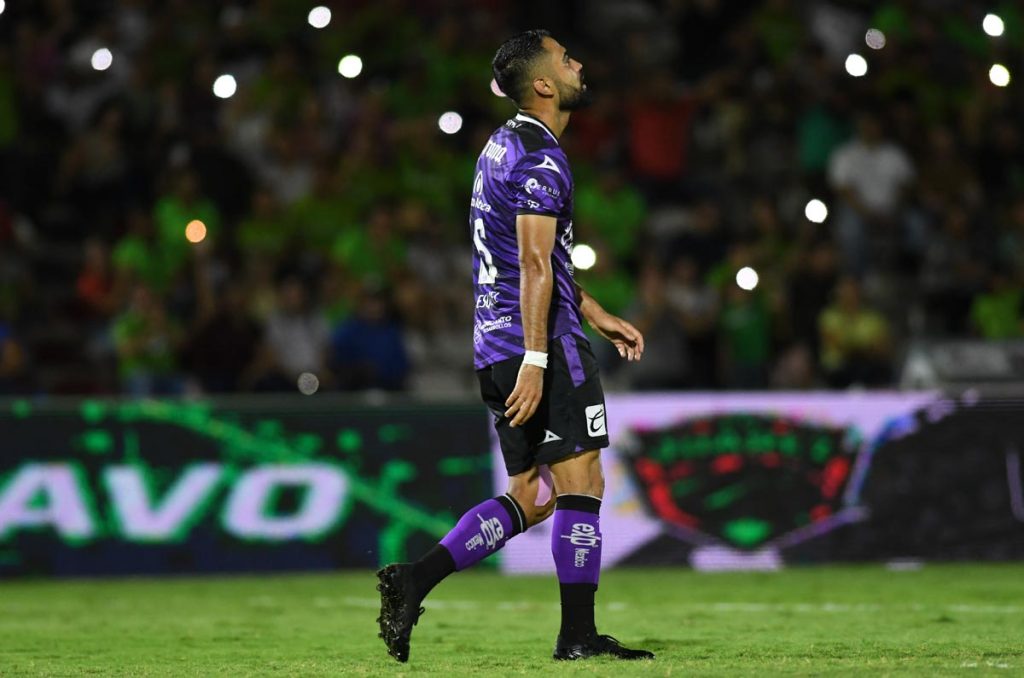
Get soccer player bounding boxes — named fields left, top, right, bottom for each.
left=376, top=29, right=653, bottom=663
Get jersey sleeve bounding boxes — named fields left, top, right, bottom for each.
left=507, top=151, right=572, bottom=217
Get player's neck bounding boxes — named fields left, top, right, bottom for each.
left=518, top=106, right=569, bottom=139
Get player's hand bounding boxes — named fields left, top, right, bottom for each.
left=589, top=310, right=645, bottom=362
left=505, top=363, right=544, bottom=427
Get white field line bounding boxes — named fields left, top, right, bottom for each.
left=334, top=596, right=1023, bottom=614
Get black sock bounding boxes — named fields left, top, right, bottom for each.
left=553, top=493, right=602, bottom=644
left=559, top=583, right=597, bottom=643
left=410, top=544, right=456, bottom=601
left=409, top=493, right=526, bottom=601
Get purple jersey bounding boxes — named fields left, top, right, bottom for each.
left=471, top=113, right=586, bottom=369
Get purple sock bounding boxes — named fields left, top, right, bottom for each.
left=438, top=495, right=526, bottom=571
left=551, top=494, right=602, bottom=642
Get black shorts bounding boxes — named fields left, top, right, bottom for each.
left=477, top=333, right=610, bottom=476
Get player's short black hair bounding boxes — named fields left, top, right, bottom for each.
left=492, top=29, right=551, bottom=106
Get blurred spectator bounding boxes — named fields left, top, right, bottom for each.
left=828, top=113, right=915, bottom=274
left=787, top=237, right=840, bottom=361
left=238, top=188, right=288, bottom=262
left=246, top=276, right=330, bottom=391
left=575, top=170, right=646, bottom=263
left=627, top=70, right=696, bottom=197
left=623, top=263, right=689, bottom=390
left=0, top=318, right=28, bottom=394
left=668, top=200, right=728, bottom=275
left=331, top=285, right=409, bottom=392
left=153, top=169, right=221, bottom=278
left=182, top=255, right=262, bottom=393
left=919, top=206, right=988, bottom=335
left=331, top=207, right=406, bottom=285
left=718, top=283, right=773, bottom=390
left=75, top=238, right=117, bottom=319
left=112, top=285, right=183, bottom=396
left=969, top=273, right=1023, bottom=341
left=395, top=277, right=467, bottom=395
left=818, top=277, right=892, bottom=388
left=665, top=256, right=718, bottom=388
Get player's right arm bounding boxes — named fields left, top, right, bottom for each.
left=504, top=213, right=556, bottom=428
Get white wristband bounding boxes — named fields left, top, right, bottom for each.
left=522, top=350, right=548, bottom=369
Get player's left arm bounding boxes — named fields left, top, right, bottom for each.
left=575, top=282, right=644, bottom=362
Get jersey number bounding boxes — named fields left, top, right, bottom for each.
left=473, top=218, right=497, bottom=284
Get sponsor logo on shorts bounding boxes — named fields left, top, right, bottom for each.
left=541, top=429, right=562, bottom=444
left=585, top=404, right=607, bottom=437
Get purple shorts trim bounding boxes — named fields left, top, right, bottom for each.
left=560, top=334, right=586, bottom=388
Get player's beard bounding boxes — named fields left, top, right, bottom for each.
left=557, top=78, right=592, bottom=111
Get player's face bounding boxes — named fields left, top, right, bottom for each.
left=543, top=37, right=590, bottom=111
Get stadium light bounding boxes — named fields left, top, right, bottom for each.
left=185, top=220, right=207, bottom=243
left=736, top=266, right=759, bottom=291
left=989, top=64, right=1011, bottom=87
left=572, top=244, right=597, bottom=271
left=337, top=55, right=363, bottom=78
left=490, top=78, right=506, bottom=97
left=865, top=28, right=886, bottom=50
left=438, top=111, right=463, bottom=134
left=212, top=74, right=237, bottom=99
left=90, top=47, right=113, bottom=72
left=983, top=14, right=1005, bottom=37
left=845, top=54, right=868, bottom=77
left=307, top=6, right=331, bottom=29
left=297, top=372, right=320, bottom=395
left=805, top=199, right=828, bottom=223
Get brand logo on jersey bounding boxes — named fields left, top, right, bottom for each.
left=541, top=429, right=562, bottom=444
left=524, top=177, right=559, bottom=198
left=585, top=404, right=607, bottom=437
left=474, top=171, right=484, bottom=194
left=471, top=197, right=492, bottom=213
left=476, top=290, right=500, bottom=309
left=525, top=199, right=540, bottom=210
left=475, top=316, right=513, bottom=341
left=484, top=140, right=507, bottom=163
left=561, top=522, right=601, bottom=548
left=533, top=154, right=562, bottom=174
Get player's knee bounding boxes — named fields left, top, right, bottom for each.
left=551, top=466, right=603, bottom=497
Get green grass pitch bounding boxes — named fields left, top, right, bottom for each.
left=2, top=565, right=1023, bottom=676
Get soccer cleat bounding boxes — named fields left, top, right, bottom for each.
left=375, top=564, right=425, bottom=663
left=553, top=633, right=655, bottom=661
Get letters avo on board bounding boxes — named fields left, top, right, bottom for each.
left=0, top=400, right=492, bottom=576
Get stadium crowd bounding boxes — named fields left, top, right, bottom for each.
left=0, top=0, right=1022, bottom=397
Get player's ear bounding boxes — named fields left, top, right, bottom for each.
left=532, top=76, right=553, bottom=100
